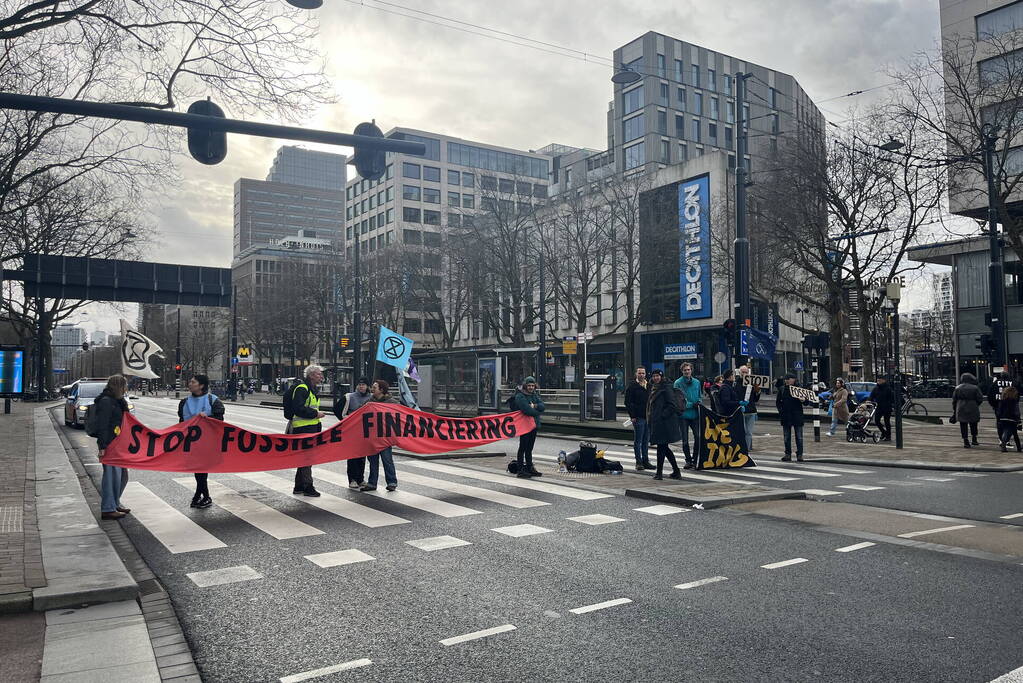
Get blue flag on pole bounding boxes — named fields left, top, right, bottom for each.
left=741, top=328, right=778, bottom=361
left=376, top=325, right=414, bottom=370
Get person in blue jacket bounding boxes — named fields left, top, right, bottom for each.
left=513, top=377, right=545, bottom=478
left=672, top=362, right=703, bottom=469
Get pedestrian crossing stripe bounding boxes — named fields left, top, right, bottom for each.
left=404, top=461, right=613, bottom=500
left=313, top=468, right=482, bottom=518
left=119, top=482, right=227, bottom=554
left=172, top=478, right=323, bottom=539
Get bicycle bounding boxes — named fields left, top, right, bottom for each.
left=901, top=396, right=928, bottom=416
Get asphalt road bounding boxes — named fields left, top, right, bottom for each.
left=60, top=398, right=1023, bottom=683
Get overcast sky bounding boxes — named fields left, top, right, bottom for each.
left=84, top=0, right=945, bottom=336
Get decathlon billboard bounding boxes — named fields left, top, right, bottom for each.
left=678, top=174, right=711, bottom=320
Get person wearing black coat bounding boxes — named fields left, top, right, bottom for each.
left=93, top=375, right=131, bottom=520
left=775, top=374, right=808, bottom=462
left=624, top=367, right=655, bottom=471
left=989, top=384, right=1022, bottom=452
left=646, top=369, right=682, bottom=480
left=868, top=378, right=895, bottom=442
left=716, top=369, right=741, bottom=415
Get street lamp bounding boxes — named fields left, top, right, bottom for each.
left=887, top=282, right=903, bottom=450
left=611, top=66, right=642, bottom=85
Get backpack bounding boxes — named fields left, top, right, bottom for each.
left=85, top=402, right=102, bottom=438
left=507, top=393, right=518, bottom=411
left=283, top=382, right=302, bottom=420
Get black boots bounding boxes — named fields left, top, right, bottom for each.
left=963, top=440, right=971, bottom=449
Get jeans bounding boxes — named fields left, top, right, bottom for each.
left=678, top=416, right=700, bottom=465
left=517, top=430, right=537, bottom=467
left=743, top=413, right=757, bottom=451
left=828, top=416, right=845, bottom=435
left=367, top=447, right=397, bottom=487
left=783, top=425, right=804, bottom=458
left=632, top=418, right=650, bottom=464
left=100, top=464, right=127, bottom=512
left=347, top=456, right=366, bottom=484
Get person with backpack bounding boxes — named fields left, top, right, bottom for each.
left=512, top=376, right=545, bottom=478
left=624, top=366, right=654, bottom=471
left=91, top=374, right=131, bottom=520
left=337, top=377, right=373, bottom=489
left=647, top=369, right=682, bottom=480
left=286, top=365, right=327, bottom=497
left=177, top=374, right=225, bottom=509
left=360, top=379, right=401, bottom=492
left=673, top=362, right=703, bottom=469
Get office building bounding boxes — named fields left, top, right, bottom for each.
left=90, top=331, right=108, bottom=346
left=52, top=323, right=85, bottom=372
left=267, top=145, right=346, bottom=191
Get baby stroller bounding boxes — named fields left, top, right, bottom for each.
left=846, top=400, right=879, bottom=443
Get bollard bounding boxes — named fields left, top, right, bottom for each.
left=812, top=357, right=820, bottom=442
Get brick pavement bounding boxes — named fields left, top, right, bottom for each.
left=0, top=407, right=45, bottom=612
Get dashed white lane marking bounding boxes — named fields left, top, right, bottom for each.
left=396, top=470, right=549, bottom=509
left=1000, top=513, right=1023, bottom=520
left=898, top=524, right=975, bottom=538
left=172, top=478, right=323, bottom=540
left=913, top=476, right=955, bottom=482
left=761, top=558, right=809, bottom=570
left=304, top=549, right=375, bottom=568
left=119, top=483, right=227, bottom=553
left=837, top=484, right=885, bottom=491
left=949, top=472, right=988, bottom=477
left=280, top=658, right=373, bottom=682
left=187, top=564, right=262, bottom=587
left=314, top=468, right=481, bottom=518
left=568, top=598, right=632, bottom=615
left=835, top=542, right=876, bottom=553
left=633, top=504, right=687, bottom=515
left=406, top=535, right=472, bottom=552
left=671, top=471, right=756, bottom=485
left=236, top=472, right=410, bottom=528
left=405, top=461, right=613, bottom=500
left=440, top=624, right=516, bottom=646
left=784, top=463, right=874, bottom=474
left=674, top=576, right=729, bottom=590
left=988, top=664, right=1023, bottom=682
left=697, top=469, right=798, bottom=482
left=567, top=514, right=626, bottom=526
left=801, top=489, right=844, bottom=496
left=751, top=465, right=841, bottom=478
left=491, top=523, right=553, bottom=538
left=877, top=480, right=924, bottom=487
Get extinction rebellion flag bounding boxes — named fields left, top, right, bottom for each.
left=694, top=404, right=758, bottom=470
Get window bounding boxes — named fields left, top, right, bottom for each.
left=462, top=172, right=474, bottom=187
left=361, top=199, right=367, bottom=212
left=978, top=1, right=1023, bottom=38
left=708, top=68, right=717, bottom=91
left=403, top=318, right=422, bottom=333
left=402, top=162, right=420, bottom=179
left=723, top=74, right=733, bottom=95
left=660, top=140, right=670, bottom=163
left=368, top=194, right=376, bottom=209
left=386, top=164, right=393, bottom=180
left=771, top=113, right=780, bottom=134
left=710, top=97, right=719, bottom=120
left=623, top=113, right=645, bottom=142
left=728, top=154, right=735, bottom=169
left=659, top=82, right=669, bottom=104
left=679, top=142, right=688, bottom=161
left=499, top=178, right=514, bottom=193
left=675, top=114, right=685, bottom=137
left=462, top=194, right=474, bottom=208
left=403, top=185, right=421, bottom=201
left=403, top=208, right=421, bottom=224
left=377, top=190, right=384, bottom=204
left=346, top=226, right=353, bottom=239
left=425, top=319, right=444, bottom=334
left=516, top=181, right=532, bottom=195
left=677, top=87, right=686, bottom=109
left=422, top=166, right=441, bottom=183
left=708, top=122, right=718, bottom=142
left=403, top=228, right=422, bottom=243
left=725, top=126, right=733, bottom=148
left=769, top=87, right=777, bottom=109
left=423, top=187, right=440, bottom=204
left=691, top=64, right=700, bottom=87
left=533, top=184, right=547, bottom=198
left=516, top=201, right=532, bottom=214
left=743, top=103, right=750, bottom=123
left=353, top=203, right=360, bottom=217
left=369, top=215, right=376, bottom=229
left=446, top=142, right=549, bottom=179
left=693, top=92, right=703, bottom=116
left=657, top=110, right=668, bottom=134
left=624, top=142, right=645, bottom=170
left=423, top=231, right=442, bottom=247
left=361, top=220, right=368, bottom=234
left=480, top=175, right=498, bottom=190
left=423, top=209, right=441, bottom=226
left=726, top=101, right=735, bottom=123
left=674, top=59, right=684, bottom=82
left=346, top=206, right=353, bottom=220
left=623, top=87, right=644, bottom=115
left=691, top=119, right=701, bottom=143
left=386, top=186, right=394, bottom=201
left=387, top=230, right=394, bottom=244
left=386, top=208, right=394, bottom=224
left=447, top=169, right=460, bottom=185
left=448, top=212, right=461, bottom=227
left=448, top=191, right=460, bottom=205
left=403, top=134, right=441, bottom=160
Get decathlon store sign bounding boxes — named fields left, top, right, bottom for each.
left=678, top=175, right=712, bottom=320
left=664, top=343, right=699, bottom=360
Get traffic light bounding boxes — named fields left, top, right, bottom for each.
left=174, top=363, right=182, bottom=373
left=722, top=318, right=736, bottom=334
left=339, top=336, right=350, bottom=349
left=187, top=98, right=227, bottom=165
left=81, top=342, right=89, bottom=351
left=350, top=121, right=386, bottom=181
left=980, top=334, right=996, bottom=358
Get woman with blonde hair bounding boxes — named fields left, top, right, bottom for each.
left=92, top=374, right=131, bottom=520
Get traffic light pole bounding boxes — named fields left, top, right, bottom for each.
left=175, top=307, right=181, bottom=399
left=230, top=284, right=238, bottom=400
left=733, top=71, right=752, bottom=367
left=983, top=124, right=1009, bottom=374
left=352, top=234, right=363, bottom=385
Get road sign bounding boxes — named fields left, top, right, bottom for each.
left=794, top=360, right=804, bottom=370
left=713, top=351, right=726, bottom=364
left=545, top=351, right=555, bottom=366
left=565, top=366, right=576, bottom=383
left=562, top=336, right=577, bottom=355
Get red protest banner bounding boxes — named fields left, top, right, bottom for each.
left=101, top=403, right=536, bottom=473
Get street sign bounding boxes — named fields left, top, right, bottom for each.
left=713, top=351, right=726, bottom=364
left=562, top=336, right=577, bottom=355
left=231, top=357, right=239, bottom=365
left=545, top=351, right=555, bottom=366
left=565, top=366, right=576, bottom=383
left=794, top=360, right=804, bottom=371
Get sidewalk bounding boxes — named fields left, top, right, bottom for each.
left=0, top=407, right=46, bottom=612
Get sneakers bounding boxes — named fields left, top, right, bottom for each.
left=385, top=485, right=397, bottom=492
left=963, top=441, right=971, bottom=449
left=825, top=432, right=834, bottom=437
left=634, top=463, right=644, bottom=472
left=348, top=481, right=361, bottom=489
left=101, top=511, right=126, bottom=520
left=796, top=457, right=804, bottom=462
left=303, top=487, right=321, bottom=497
left=1000, top=443, right=1008, bottom=452
left=669, top=470, right=682, bottom=480
left=652, top=473, right=663, bottom=480
left=195, top=495, right=212, bottom=508
left=780, top=456, right=792, bottom=462
left=972, top=439, right=980, bottom=446
left=190, top=494, right=202, bottom=508
left=359, top=484, right=377, bottom=491
left=527, top=466, right=542, bottom=477
left=640, top=461, right=656, bottom=470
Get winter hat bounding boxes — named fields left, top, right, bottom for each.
left=523, top=376, right=537, bottom=384
left=650, top=369, right=664, bottom=377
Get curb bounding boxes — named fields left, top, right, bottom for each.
left=32, top=409, right=138, bottom=611
left=624, top=486, right=806, bottom=509
left=808, top=457, right=1023, bottom=472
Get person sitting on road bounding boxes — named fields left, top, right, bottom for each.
left=93, top=374, right=131, bottom=520
left=951, top=373, right=984, bottom=449
left=178, top=374, right=225, bottom=509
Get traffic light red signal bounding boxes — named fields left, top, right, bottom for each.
left=175, top=364, right=182, bottom=372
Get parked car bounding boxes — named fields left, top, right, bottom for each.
left=909, top=378, right=955, bottom=398
left=63, top=378, right=135, bottom=428
left=818, top=381, right=877, bottom=404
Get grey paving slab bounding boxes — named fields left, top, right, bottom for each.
left=45, top=599, right=139, bottom=625
left=42, top=614, right=155, bottom=677
left=40, top=660, right=160, bottom=683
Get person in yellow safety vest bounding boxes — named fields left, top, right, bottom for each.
left=288, top=365, right=327, bottom=497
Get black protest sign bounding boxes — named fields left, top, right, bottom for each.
left=695, top=404, right=757, bottom=470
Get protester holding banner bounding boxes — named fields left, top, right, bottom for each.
left=826, top=378, right=851, bottom=437
left=286, top=365, right=327, bottom=497
left=736, top=365, right=761, bottom=452
left=673, top=362, right=703, bottom=469
left=646, top=369, right=682, bottom=480
left=625, top=367, right=654, bottom=471
left=177, top=374, right=225, bottom=509
left=93, top=375, right=132, bottom=520
left=716, top=369, right=740, bottom=415
left=776, top=374, right=808, bottom=462
left=513, top=377, right=545, bottom=478
left=338, top=378, right=373, bottom=489
left=361, top=379, right=401, bottom=492
left=868, top=377, right=895, bottom=442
